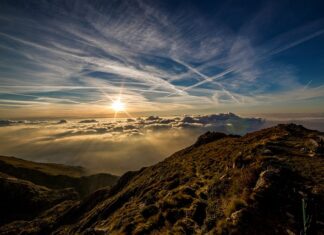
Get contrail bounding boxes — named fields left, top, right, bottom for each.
left=268, top=29, right=324, bottom=57
left=303, top=80, right=312, bottom=90
left=168, top=59, right=240, bottom=103
left=165, top=28, right=324, bottom=102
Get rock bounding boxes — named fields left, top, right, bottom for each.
left=253, top=169, right=280, bottom=192
left=230, top=209, right=244, bottom=226
left=300, top=147, right=308, bottom=153
left=308, top=139, right=319, bottom=148
left=286, top=229, right=296, bottom=235
left=262, top=148, right=272, bottom=155
left=219, top=174, right=227, bottom=180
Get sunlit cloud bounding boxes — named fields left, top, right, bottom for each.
left=1, top=112, right=323, bottom=174
left=0, top=113, right=265, bottom=174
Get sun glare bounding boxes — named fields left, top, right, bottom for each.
left=111, top=100, right=125, bottom=112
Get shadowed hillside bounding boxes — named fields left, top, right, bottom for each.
left=0, top=174, right=78, bottom=225
left=0, top=156, right=118, bottom=226
left=0, top=124, right=323, bottom=234
left=0, top=156, right=119, bottom=197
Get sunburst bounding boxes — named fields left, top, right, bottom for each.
left=111, top=99, right=125, bottom=112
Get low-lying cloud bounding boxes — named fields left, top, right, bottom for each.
left=1, top=113, right=265, bottom=175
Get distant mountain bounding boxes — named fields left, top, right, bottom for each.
left=0, top=155, right=87, bottom=177
left=0, top=156, right=118, bottom=226
left=0, top=156, right=119, bottom=197
left=0, top=124, right=323, bottom=234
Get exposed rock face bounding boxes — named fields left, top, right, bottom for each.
left=0, top=124, right=323, bottom=234
left=253, top=169, right=280, bottom=192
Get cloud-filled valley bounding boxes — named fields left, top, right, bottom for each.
left=1, top=112, right=324, bottom=175
left=0, top=113, right=265, bottom=174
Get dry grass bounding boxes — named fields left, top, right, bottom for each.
left=1, top=124, right=323, bottom=235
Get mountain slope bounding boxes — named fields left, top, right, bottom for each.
left=0, top=155, right=86, bottom=177
left=0, top=174, right=78, bottom=226
left=1, top=124, right=323, bottom=234
left=0, top=156, right=119, bottom=197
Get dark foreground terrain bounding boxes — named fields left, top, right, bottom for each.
left=0, top=156, right=118, bottom=226
left=0, top=124, right=323, bottom=234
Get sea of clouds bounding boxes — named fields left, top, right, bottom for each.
left=1, top=113, right=322, bottom=175
left=0, top=113, right=263, bottom=174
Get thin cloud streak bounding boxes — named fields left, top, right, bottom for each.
left=0, top=0, right=323, bottom=117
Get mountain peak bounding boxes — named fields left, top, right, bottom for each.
left=193, top=131, right=240, bottom=147
left=0, top=124, right=323, bottom=234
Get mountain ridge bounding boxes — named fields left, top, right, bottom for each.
left=0, top=156, right=119, bottom=227
left=0, top=124, right=323, bottom=234
left=0, top=155, right=119, bottom=197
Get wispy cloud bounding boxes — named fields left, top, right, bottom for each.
left=0, top=0, right=323, bottom=118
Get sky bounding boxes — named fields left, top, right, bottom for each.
left=0, top=0, right=324, bottom=118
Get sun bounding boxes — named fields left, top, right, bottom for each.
left=111, top=99, right=125, bottom=112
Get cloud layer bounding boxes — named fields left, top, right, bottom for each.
left=2, top=112, right=324, bottom=174
left=0, top=113, right=264, bottom=174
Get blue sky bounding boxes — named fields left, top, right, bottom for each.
left=0, top=0, right=324, bottom=118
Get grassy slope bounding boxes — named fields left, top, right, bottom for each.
left=1, top=124, right=323, bottom=234
left=0, top=156, right=87, bottom=177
